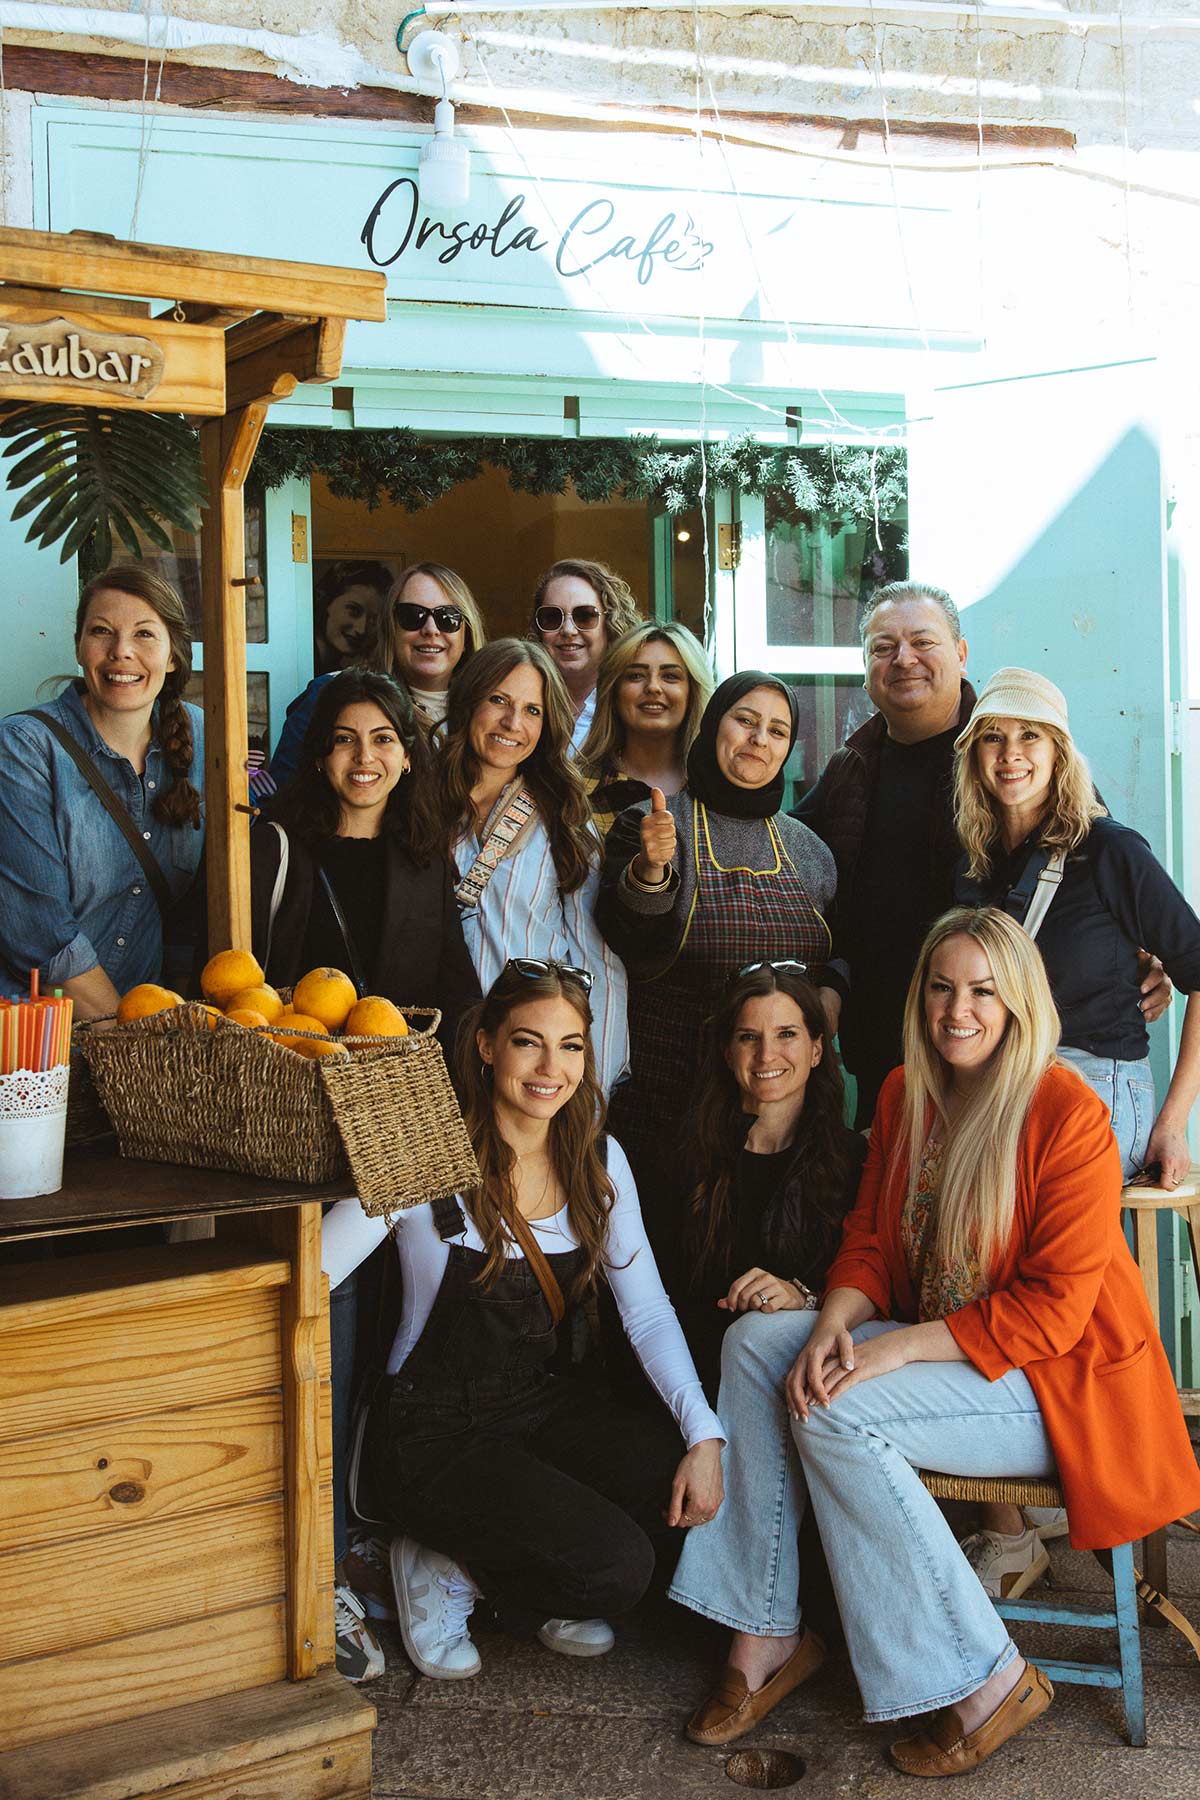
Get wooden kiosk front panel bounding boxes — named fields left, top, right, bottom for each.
left=0, top=1240, right=334, bottom=1754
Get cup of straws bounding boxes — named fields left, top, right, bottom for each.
left=0, top=975, right=73, bottom=1200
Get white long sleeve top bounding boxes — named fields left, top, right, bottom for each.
left=322, top=1135, right=723, bottom=1451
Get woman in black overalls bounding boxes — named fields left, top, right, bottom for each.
left=322, top=960, right=725, bottom=1679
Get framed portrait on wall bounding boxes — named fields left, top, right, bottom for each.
left=312, top=557, right=405, bottom=676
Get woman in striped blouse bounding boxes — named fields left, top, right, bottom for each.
left=433, top=639, right=629, bottom=1095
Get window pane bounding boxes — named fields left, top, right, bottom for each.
left=765, top=517, right=907, bottom=649
left=775, top=675, right=876, bottom=810
left=668, top=507, right=708, bottom=639
left=103, top=494, right=268, bottom=645
left=183, top=671, right=271, bottom=760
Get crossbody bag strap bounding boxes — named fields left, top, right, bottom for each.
left=316, top=864, right=369, bottom=997
left=504, top=1204, right=566, bottom=1328
left=999, top=843, right=1066, bottom=944
left=24, top=709, right=174, bottom=916
left=454, top=784, right=538, bottom=911
left=263, top=822, right=290, bottom=973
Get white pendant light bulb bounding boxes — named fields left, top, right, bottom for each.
left=409, top=31, right=471, bottom=212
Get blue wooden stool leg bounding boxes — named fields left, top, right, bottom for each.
left=1111, top=1540, right=1147, bottom=1747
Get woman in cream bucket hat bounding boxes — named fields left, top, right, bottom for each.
left=953, top=665, right=1200, bottom=1184
left=952, top=666, right=1200, bottom=1598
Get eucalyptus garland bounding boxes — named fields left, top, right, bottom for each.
left=253, top=427, right=906, bottom=531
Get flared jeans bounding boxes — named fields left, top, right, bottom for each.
left=669, top=1311, right=1056, bottom=1721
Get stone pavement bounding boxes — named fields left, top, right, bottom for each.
left=366, top=1519, right=1200, bottom=1800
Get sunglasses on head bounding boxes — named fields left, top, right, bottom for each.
left=735, top=959, right=810, bottom=979
left=505, top=957, right=595, bottom=993
left=393, top=602, right=464, bottom=633
left=534, top=603, right=604, bottom=633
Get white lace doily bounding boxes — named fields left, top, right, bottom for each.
left=0, top=1064, right=70, bottom=1119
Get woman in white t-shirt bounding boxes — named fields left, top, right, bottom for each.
left=322, top=960, right=723, bottom=1680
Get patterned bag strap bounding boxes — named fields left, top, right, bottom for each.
left=454, top=783, right=538, bottom=910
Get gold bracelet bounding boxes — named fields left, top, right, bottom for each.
left=627, top=860, right=672, bottom=892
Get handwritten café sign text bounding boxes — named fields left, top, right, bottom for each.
left=0, top=318, right=164, bottom=399
left=361, top=178, right=714, bottom=289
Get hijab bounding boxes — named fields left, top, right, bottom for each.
left=685, top=671, right=800, bottom=820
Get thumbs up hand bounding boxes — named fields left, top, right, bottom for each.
left=634, top=787, right=677, bottom=886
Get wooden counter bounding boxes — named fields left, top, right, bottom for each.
left=0, top=1151, right=376, bottom=1800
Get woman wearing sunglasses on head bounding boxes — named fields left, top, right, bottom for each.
left=321, top=960, right=724, bottom=1680
left=434, top=638, right=629, bottom=1096
left=271, top=563, right=487, bottom=786
left=670, top=961, right=866, bottom=1404
left=577, top=620, right=715, bottom=838
left=530, top=559, right=643, bottom=752
left=597, top=672, right=846, bottom=1247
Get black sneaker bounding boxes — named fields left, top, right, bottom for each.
left=335, top=1583, right=385, bottom=1683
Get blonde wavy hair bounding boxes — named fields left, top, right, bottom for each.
left=955, top=716, right=1105, bottom=881
left=531, top=559, right=643, bottom=645
left=900, top=906, right=1061, bottom=1274
left=577, top=620, right=714, bottom=778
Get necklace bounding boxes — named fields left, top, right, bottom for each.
left=516, top=1155, right=554, bottom=1221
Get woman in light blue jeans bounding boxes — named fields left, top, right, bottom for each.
left=671, top=908, right=1200, bottom=1778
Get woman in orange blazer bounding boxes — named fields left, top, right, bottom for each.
left=670, top=905, right=1200, bottom=1778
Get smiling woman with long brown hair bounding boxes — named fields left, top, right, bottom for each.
left=321, top=960, right=723, bottom=1681
left=432, top=638, right=629, bottom=1095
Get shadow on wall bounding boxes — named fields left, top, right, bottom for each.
left=955, top=423, right=1167, bottom=848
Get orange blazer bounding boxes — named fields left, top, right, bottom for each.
left=826, top=1062, right=1200, bottom=1549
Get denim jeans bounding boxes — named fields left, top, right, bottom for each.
left=669, top=1311, right=1055, bottom=1722
left=1056, top=1048, right=1155, bottom=1180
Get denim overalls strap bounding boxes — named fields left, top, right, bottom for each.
left=397, top=1200, right=586, bottom=1409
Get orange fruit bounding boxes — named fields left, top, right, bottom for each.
left=224, top=1007, right=270, bottom=1029
left=292, top=968, right=357, bottom=1032
left=225, top=983, right=284, bottom=1025
left=194, top=1003, right=222, bottom=1030
left=305, top=1039, right=349, bottom=1060
left=117, top=983, right=182, bottom=1024
left=201, top=948, right=264, bottom=1008
left=344, top=996, right=409, bottom=1038
left=270, top=1010, right=331, bottom=1054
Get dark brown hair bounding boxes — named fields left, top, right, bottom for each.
left=76, top=564, right=202, bottom=829
left=274, top=669, right=439, bottom=863
left=457, top=964, right=616, bottom=1301
left=434, top=638, right=597, bottom=893
left=682, top=965, right=857, bottom=1286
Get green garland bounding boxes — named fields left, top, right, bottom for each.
left=253, top=427, right=906, bottom=531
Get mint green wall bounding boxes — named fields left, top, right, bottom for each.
left=0, top=484, right=80, bottom=719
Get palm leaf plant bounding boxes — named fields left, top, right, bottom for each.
left=0, top=405, right=205, bottom=565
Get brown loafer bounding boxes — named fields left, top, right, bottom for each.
left=889, top=1663, right=1054, bottom=1777
left=686, top=1629, right=826, bottom=1745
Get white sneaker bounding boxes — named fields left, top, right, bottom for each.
left=960, top=1526, right=1050, bottom=1600
left=537, top=1617, right=616, bottom=1657
left=1022, top=1505, right=1069, bottom=1541
left=390, top=1535, right=482, bottom=1679
left=334, top=1584, right=386, bottom=1684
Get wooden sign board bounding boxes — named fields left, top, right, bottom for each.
left=0, top=302, right=225, bottom=414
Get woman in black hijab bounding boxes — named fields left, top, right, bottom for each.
left=597, top=673, right=846, bottom=1259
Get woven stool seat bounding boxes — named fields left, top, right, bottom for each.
left=919, top=1473, right=1064, bottom=1510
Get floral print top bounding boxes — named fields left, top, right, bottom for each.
left=901, top=1132, right=987, bottom=1321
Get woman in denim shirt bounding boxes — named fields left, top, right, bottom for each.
left=0, top=565, right=205, bottom=1013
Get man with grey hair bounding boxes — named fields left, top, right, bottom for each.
left=791, top=580, right=976, bottom=1126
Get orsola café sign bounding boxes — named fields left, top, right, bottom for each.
left=0, top=304, right=226, bottom=413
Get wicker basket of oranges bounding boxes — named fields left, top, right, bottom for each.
left=77, top=953, right=480, bottom=1202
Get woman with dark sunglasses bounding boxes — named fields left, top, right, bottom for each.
left=669, top=962, right=866, bottom=1403
left=529, top=559, right=643, bottom=751
left=271, top=563, right=487, bottom=786
left=320, top=961, right=724, bottom=1680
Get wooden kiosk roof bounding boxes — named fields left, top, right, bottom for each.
left=0, top=226, right=387, bottom=952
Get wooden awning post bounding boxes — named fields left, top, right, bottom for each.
left=199, top=402, right=270, bottom=954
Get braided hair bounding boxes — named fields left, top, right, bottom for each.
left=75, top=565, right=203, bottom=830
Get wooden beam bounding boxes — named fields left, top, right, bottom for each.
left=0, top=300, right=226, bottom=414
left=0, top=43, right=1079, bottom=153
left=0, top=284, right=152, bottom=318
left=158, top=303, right=254, bottom=330
left=0, top=228, right=387, bottom=325
left=199, top=404, right=270, bottom=955
left=225, top=319, right=345, bottom=412
left=223, top=313, right=317, bottom=362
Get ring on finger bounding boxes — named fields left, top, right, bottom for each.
left=757, top=1290, right=769, bottom=1308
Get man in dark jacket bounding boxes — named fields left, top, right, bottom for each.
left=791, top=581, right=973, bottom=1125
